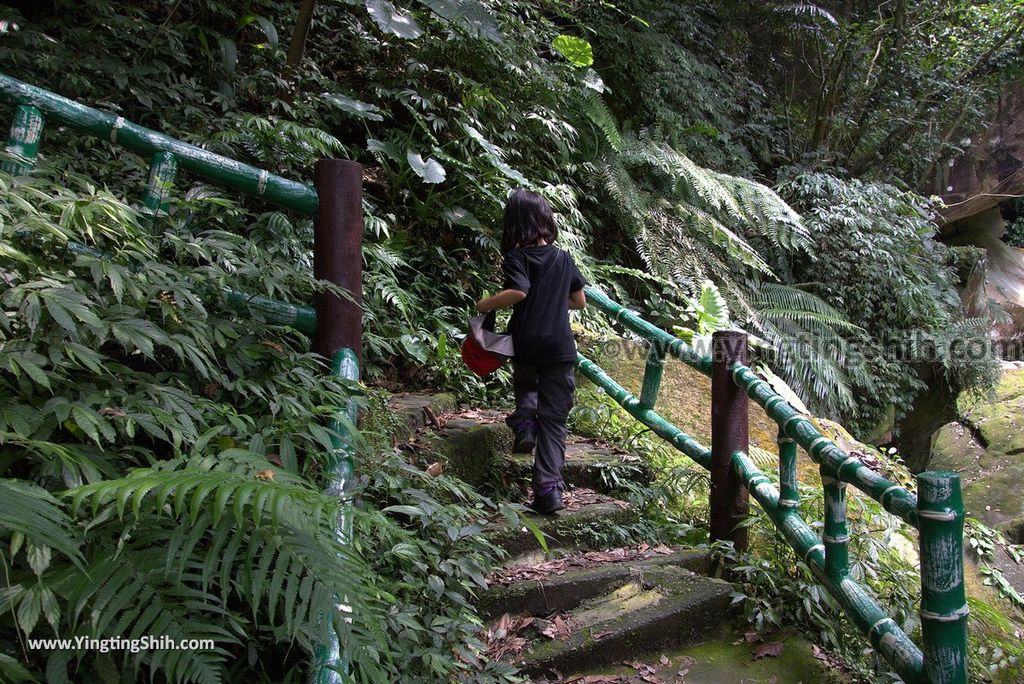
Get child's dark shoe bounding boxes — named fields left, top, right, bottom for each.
left=511, top=424, right=537, bottom=453
left=529, top=488, right=564, bottom=515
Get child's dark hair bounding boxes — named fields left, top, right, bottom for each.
left=501, top=189, right=557, bottom=254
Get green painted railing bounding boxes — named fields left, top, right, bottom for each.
left=578, top=286, right=967, bottom=683
left=1, top=73, right=359, bottom=684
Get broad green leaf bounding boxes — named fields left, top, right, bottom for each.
left=219, top=37, right=238, bottom=74
left=237, top=14, right=278, bottom=47
left=365, top=0, right=423, bottom=39
left=416, top=0, right=501, bottom=42
left=323, top=93, right=385, bottom=122
left=406, top=151, right=446, bottom=184
left=552, top=35, right=593, bottom=67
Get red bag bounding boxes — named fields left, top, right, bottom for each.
left=461, top=311, right=514, bottom=376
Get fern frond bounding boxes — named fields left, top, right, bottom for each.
left=0, top=478, right=83, bottom=568
left=582, top=92, right=624, bottom=152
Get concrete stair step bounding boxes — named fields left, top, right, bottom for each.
left=505, top=440, right=652, bottom=493
left=503, top=565, right=733, bottom=677
left=387, top=392, right=458, bottom=443
left=388, top=394, right=648, bottom=496
left=479, top=546, right=710, bottom=620
left=486, top=494, right=639, bottom=561
left=560, top=624, right=835, bottom=683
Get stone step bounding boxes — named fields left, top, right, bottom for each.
left=389, top=395, right=648, bottom=496
left=386, top=392, right=458, bottom=443
left=486, top=494, right=639, bottom=561
left=505, top=441, right=652, bottom=494
left=502, top=565, right=733, bottom=677
left=479, top=547, right=709, bottom=620
left=563, top=623, right=834, bottom=683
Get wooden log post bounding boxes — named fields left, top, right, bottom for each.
left=312, top=159, right=363, bottom=361
left=710, top=330, right=750, bottom=551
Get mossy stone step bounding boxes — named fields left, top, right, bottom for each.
left=568, top=623, right=837, bottom=683
left=505, top=441, right=652, bottom=493
left=478, top=548, right=708, bottom=620
left=512, top=565, right=732, bottom=677
left=387, top=392, right=458, bottom=442
left=486, top=501, right=638, bottom=560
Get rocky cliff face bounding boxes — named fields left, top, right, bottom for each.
left=930, top=367, right=1024, bottom=541
left=938, top=83, right=1024, bottom=227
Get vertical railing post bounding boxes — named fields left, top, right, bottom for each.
left=820, top=468, right=849, bottom=580
left=778, top=430, right=799, bottom=510
left=141, top=150, right=178, bottom=215
left=918, top=471, right=968, bottom=684
left=309, top=159, right=363, bottom=684
left=2, top=104, right=44, bottom=175
left=638, top=343, right=665, bottom=410
left=312, top=159, right=363, bottom=362
left=711, top=330, right=749, bottom=551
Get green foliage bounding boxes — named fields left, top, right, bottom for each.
left=778, top=171, right=1000, bottom=432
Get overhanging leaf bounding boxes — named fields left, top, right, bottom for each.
left=406, top=151, right=446, bottom=184
left=416, top=0, right=501, bottom=42
left=237, top=14, right=278, bottom=47
left=552, top=35, right=593, bottom=67
left=323, top=93, right=385, bottom=122
left=365, top=0, right=424, bottom=39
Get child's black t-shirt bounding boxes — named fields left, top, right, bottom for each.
left=502, top=245, right=585, bottom=365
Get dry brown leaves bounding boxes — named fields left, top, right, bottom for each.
left=536, top=612, right=576, bottom=640
left=561, top=488, right=630, bottom=512
left=752, top=641, right=784, bottom=660
left=489, top=543, right=675, bottom=587
left=810, top=643, right=847, bottom=671
left=482, top=612, right=533, bottom=662
left=448, top=407, right=501, bottom=424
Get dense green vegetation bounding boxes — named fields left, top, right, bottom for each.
left=2, top=0, right=1024, bottom=681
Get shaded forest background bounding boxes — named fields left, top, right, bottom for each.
left=2, top=0, right=1024, bottom=682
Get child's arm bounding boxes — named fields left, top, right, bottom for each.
left=476, top=289, right=527, bottom=313
left=568, top=289, right=586, bottom=310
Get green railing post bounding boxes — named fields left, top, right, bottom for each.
left=820, top=469, right=849, bottom=581
left=918, top=471, right=968, bottom=684
left=308, top=158, right=363, bottom=684
left=141, top=150, right=177, bottom=215
left=711, top=330, right=750, bottom=551
left=2, top=103, right=43, bottom=174
left=638, top=343, right=665, bottom=410
left=778, top=430, right=798, bottom=510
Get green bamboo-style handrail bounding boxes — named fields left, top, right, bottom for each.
left=1, top=73, right=356, bottom=683
left=583, top=285, right=920, bottom=527
left=0, top=73, right=318, bottom=215
left=580, top=283, right=967, bottom=683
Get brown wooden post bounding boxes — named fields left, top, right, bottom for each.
left=711, top=330, right=750, bottom=550
left=313, top=159, right=363, bottom=361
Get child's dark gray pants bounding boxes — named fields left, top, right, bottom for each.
left=506, top=361, right=576, bottom=493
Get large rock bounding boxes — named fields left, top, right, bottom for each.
left=929, top=368, right=1024, bottom=540
left=938, top=82, right=1024, bottom=226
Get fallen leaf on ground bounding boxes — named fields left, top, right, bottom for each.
left=659, top=654, right=669, bottom=665
left=752, top=641, right=784, bottom=659
left=592, top=630, right=614, bottom=640
left=744, top=631, right=762, bottom=643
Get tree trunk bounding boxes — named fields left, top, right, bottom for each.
left=286, top=0, right=317, bottom=69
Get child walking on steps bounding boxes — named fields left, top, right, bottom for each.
left=475, top=189, right=586, bottom=515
